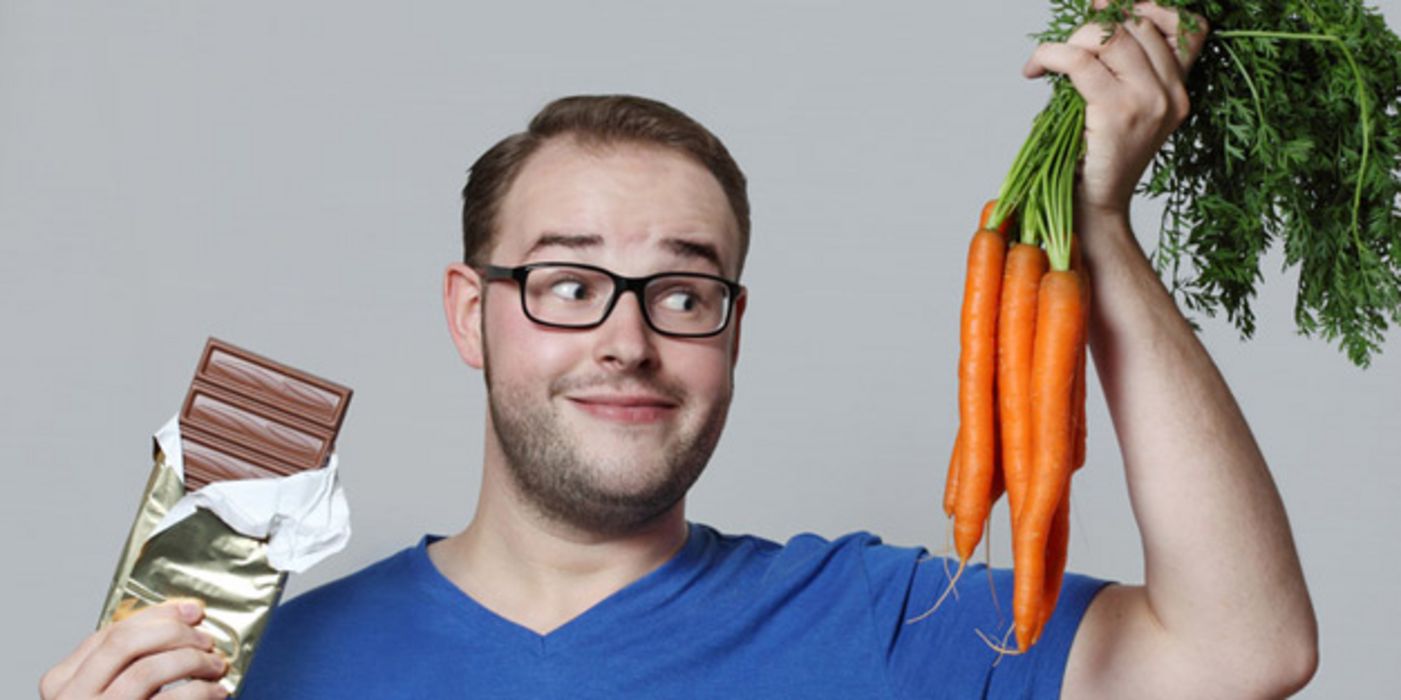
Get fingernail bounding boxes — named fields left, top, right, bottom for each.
left=179, top=600, right=203, bottom=622
left=197, top=630, right=217, bottom=649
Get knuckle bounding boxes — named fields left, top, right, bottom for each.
left=1066, top=24, right=1096, bottom=49
left=1129, top=90, right=1169, bottom=124
left=170, top=646, right=208, bottom=671
left=106, top=622, right=143, bottom=656
left=1149, top=93, right=1171, bottom=120
left=1173, top=86, right=1192, bottom=120
left=116, top=648, right=203, bottom=695
left=1067, top=48, right=1097, bottom=73
left=102, top=618, right=193, bottom=667
left=106, top=667, right=151, bottom=696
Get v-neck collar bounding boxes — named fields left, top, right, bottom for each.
left=407, top=521, right=710, bottom=656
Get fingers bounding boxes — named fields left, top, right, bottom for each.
left=1093, top=24, right=1159, bottom=86
left=40, top=626, right=112, bottom=698
left=154, top=681, right=231, bottom=700
left=1023, top=43, right=1117, bottom=102
left=1121, top=14, right=1190, bottom=123
left=153, top=681, right=231, bottom=700
left=106, top=648, right=229, bottom=699
left=1132, top=2, right=1209, bottom=72
left=1024, top=3, right=1204, bottom=120
left=1122, top=11, right=1183, bottom=82
left=62, top=599, right=215, bottom=697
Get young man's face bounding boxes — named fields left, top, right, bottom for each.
left=447, top=136, right=746, bottom=534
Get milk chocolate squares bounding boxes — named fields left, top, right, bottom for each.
left=178, top=338, right=352, bottom=491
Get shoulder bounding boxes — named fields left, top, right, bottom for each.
left=695, top=523, right=893, bottom=569
left=272, top=540, right=424, bottom=632
left=761, top=527, right=1117, bottom=699
left=238, top=538, right=432, bottom=692
left=768, top=527, right=925, bottom=589
left=692, top=523, right=919, bottom=602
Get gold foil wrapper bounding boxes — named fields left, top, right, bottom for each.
left=99, top=444, right=287, bottom=694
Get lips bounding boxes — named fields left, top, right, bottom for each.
left=570, top=393, right=677, bottom=407
left=566, top=394, right=679, bottom=424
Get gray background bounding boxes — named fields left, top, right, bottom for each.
left=4, top=1, right=1398, bottom=696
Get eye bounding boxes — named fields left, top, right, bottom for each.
left=550, top=279, right=593, bottom=301
left=659, top=289, right=699, bottom=312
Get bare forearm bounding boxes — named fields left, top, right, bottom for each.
left=1078, top=210, right=1317, bottom=669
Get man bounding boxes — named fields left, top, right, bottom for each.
left=42, top=6, right=1317, bottom=698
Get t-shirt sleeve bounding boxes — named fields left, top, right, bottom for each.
left=862, top=542, right=1113, bottom=699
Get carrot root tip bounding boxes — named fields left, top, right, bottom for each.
left=974, top=625, right=1025, bottom=657
left=905, top=558, right=967, bottom=624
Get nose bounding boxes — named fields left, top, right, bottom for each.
left=593, top=290, right=659, bottom=372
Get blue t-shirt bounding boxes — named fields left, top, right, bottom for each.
left=238, top=522, right=1110, bottom=698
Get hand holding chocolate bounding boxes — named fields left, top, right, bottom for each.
left=98, top=338, right=353, bottom=694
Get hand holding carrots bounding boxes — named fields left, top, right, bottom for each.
left=1024, top=1, right=1208, bottom=221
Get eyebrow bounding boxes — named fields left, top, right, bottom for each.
left=525, top=232, right=726, bottom=275
left=661, top=238, right=724, bottom=274
left=525, top=232, right=604, bottom=257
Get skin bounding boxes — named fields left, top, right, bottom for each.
left=43, top=2, right=1317, bottom=695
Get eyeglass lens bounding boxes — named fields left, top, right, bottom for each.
left=522, top=265, right=731, bottom=334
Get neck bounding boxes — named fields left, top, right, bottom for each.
left=427, top=450, right=690, bottom=635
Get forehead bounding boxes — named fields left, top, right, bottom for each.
left=493, top=137, right=741, bottom=275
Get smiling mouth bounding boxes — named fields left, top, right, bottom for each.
left=565, top=396, right=679, bottom=424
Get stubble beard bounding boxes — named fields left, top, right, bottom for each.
left=484, top=358, right=731, bottom=537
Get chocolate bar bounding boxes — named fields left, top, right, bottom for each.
left=179, top=338, right=352, bottom=491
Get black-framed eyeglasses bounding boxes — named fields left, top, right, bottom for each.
left=478, top=261, right=744, bottom=338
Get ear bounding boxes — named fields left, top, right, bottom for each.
left=443, top=262, right=486, bottom=369
left=728, top=287, right=747, bottom=368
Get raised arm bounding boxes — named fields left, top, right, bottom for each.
left=1021, top=4, right=1319, bottom=697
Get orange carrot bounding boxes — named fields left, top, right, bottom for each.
left=990, top=390, right=1005, bottom=508
left=980, top=198, right=1014, bottom=238
left=1034, top=486, right=1072, bottom=642
left=996, top=243, right=1049, bottom=523
left=1012, top=268, right=1084, bottom=651
left=943, top=431, right=961, bottom=518
left=954, top=228, right=1007, bottom=563
left=944, top=199, right=1007, bottom=526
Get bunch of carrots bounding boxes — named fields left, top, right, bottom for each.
left=922, top=0, right=1401, bottom=656
left=934, top=87, right=1093, bottom=654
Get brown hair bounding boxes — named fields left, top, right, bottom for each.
left=461, top=95, right=751, bottom=277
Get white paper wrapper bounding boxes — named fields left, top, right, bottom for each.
left=149, top=414, right=351, bottom=572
